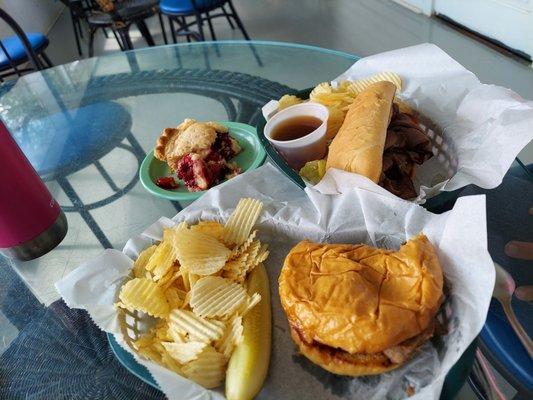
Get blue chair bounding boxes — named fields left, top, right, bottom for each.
left=159, top=0, right=250, bottom=43
left=0, top=8, right=52, bottom=80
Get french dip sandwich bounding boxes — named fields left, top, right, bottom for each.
left=326, top=81, right=434, bottom=199
left=279, top=234, right=443, bottom=376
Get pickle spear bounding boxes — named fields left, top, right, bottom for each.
left=225, top=263, right=271, bottom=400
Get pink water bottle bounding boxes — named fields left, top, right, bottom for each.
left=0, top=120, right=67, bottom=260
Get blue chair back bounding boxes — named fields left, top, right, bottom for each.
left=0, top=8, right=44, bottom=73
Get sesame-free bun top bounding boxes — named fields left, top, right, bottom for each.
left=278, top=234, right=443, bottom=354
left=326, top=81, right=396, bottom=183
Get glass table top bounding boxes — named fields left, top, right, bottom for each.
left=0, top=41, right=530, bottom=399
left=0, top=41, right=358, bottom=305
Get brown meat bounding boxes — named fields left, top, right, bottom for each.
left=378, top=104, right=433, bottom=199
left=292, top=318, right=436, bottom=368
left=383, top=320, right=435, bottom=364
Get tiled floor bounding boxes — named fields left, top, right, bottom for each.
left=45, top=0, right=532, bottom=162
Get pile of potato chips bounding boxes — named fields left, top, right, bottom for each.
left=278, top=72, right=403, bottom=140
left=116, top=198, right=269, bottom=389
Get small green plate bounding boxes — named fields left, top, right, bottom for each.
left=139, top=121, right=266, bottom=201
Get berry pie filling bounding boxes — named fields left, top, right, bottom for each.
left=155, top=176, right=179, bottom=190
left=155, top=120, right=242, bottom=192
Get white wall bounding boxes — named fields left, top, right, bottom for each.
left=434, top=0, right=533, bottom=60
left=0, top=0, right=64, bottom=37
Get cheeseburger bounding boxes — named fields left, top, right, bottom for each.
left=279, top=234, right=443, bottom=376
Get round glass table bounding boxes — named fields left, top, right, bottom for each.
left=0, top=41, right=530, bottom=400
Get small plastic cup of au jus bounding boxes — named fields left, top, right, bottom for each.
left=264, top=103, right=329, bottom=170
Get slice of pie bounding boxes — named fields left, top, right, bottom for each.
left=154, top=119, right=242, bottom=191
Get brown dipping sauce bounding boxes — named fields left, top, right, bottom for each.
left=271, top=116, right=323, bottom=141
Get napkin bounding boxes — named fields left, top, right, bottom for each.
left=264, top=43, right=533, bottom=203
left=56, top=163, right=495, bottom=400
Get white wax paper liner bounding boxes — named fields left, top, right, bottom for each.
left=56, top=164, right=495, bottom=400
left=263, top=43, right=533, bottom=204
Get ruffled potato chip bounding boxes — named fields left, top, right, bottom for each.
left=223, top=252, right=249, bottom=283
left=133, top=329, right=164, bottom=363
left=163, top=227, right=176, bottom=244
left=223, top=198, right=263, bottom=246
left=346, top=72, right=402, bottom=95
left=153, top=340, right=165, bottom=355
left=165, top=287, right=183, bottom=309
left=173, top=229, right=231, bottom=275
left=169, top=309, right=225, bottom=342
left=182, top=346, right=226, bottom=389
left=253, top=245, right=269, bottom=267
left=326, top=105, right=346, bottom=139
left=155, top=322, right=172, bottom=342
left=133, top=333, right=156, bottom=350
left=215, top=314, right=244, bottom=359
left=182, top=290, right=191, bottom=309
left=119, top=278, right=169, bottom=318
left=278, top=94, right=303, bottom=110
left=245, top=241, right=264, bottom=265
left=175, top=221, right=189, bottom=230
left=180, top=268, right=191, bottom=291
left=314, top=92, right=356, bottom=109
left=133, top=245, right=157, bottom=278
left=114, top=301, right=134, bottom=313
left=239, top=292, right=262, bottom=316
left=160, top=270, right=181, bottom=291
left=156, top=269, right=173, bottom=286
left=229, top=230, right=257, bottom=260
left=226, top=241, right=268, bottom=283
left=188, top=272, right=201, bottom=289
left=168, top=324, right=187, bottom=343
left=190, top=276, right=247, bottom=318
left=145, top=240, right=174, bottom=278
left=162, top=223, right=188, bottom=248
left=137, top=345, right=162, bottom=364
left=309, top=82, right=332, bottom=99
left=161, top=349, right=185, bottom=375
left=162, top=341, right=207, bottom=364
left=335, top=80, right=352, bottom=91
left=190, top=220, right=225, bottom=242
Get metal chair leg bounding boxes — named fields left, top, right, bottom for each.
left=40, top=52, right=53, bottom=68
left=205, top=11, right=217, bottom=41
left=157, top=12, right=168, bottom=44
left=118, top=28, right=134, bottom=50
left=136, top=19, right=155, bottom=46
left=112, top=29, right=125, bottom=50
left=169, top=16, right=177, bottom=43
left=195, top=13, right=205, bottom=41
left=88, top=27, right=96, bottom=57
left=181, top=17, right=191, bottom=43
left=78, top=18, right=84, bottom=38
left=102, top=27, right=109, bottom=38
left=227, top=0, right=250, bottom=40
left=222, top=4, right=235, bottom=29
left=70, top=9, right=82, bottom=56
